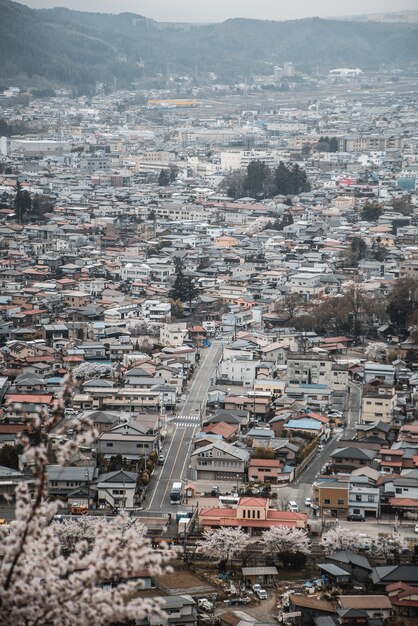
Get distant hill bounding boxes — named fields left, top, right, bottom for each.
left=335, top=10, right=418, bottom=23
left=1, top=0, right=418, bottom=92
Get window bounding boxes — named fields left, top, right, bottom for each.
left=368, top=495, right=375, bottom=503
left=356, top=495, right=362, bottom=502
left=242, top=510, right=246, bottom=518
left=257, top=510, right=260, bottom=519
left=324, top=499, right=330, bottom=505
left=337, top=499, right=344, bottom=505
left=353, top=508, right=361, bottom=514
left=106, top=443, right=113, bottom=447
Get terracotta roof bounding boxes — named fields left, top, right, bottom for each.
left=238, top=497, right=268, bottom=507
left=338, top=595, right=392, bottom=610
left=203, top=422, right=238, bottom=438
left=0, top=424, right=26, bottom=433
left=248, top=458, right=282, bottom=468
left=389, top=497, right=418, bottom=508
left=289, top=595, right=336, bottom=612
left=380, top=449, right=404, bottom=456
left=6, top=394, right=54, bottom=405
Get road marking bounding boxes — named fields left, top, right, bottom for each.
left=146, top=421, right=184, bottom=510
left=159, top=425, right=188, bottom=509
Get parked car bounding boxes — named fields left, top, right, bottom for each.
left=255, top=588, right=267, bottom=600
left=288, top=501, right=299, bottom=512
left=158, top=454, right=165, bottom=465
left=304, top=497, right=312, bottom=507
left=348, top=513, right=365, bottom=522
left=414, top=524, right=418, bottom=534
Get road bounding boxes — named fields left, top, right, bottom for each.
left=145, top=343, right=222, bottom=513
left=279, top=382, right=363, bottom=509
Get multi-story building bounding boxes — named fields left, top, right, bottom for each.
left=361, top=386, right=397, bottom=424
left=348, top=475, right=380, bottom=519
left=287, top=353, right=332, bottom=386
left=312, top=477, right=349, bottom=518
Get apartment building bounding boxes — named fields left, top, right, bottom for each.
left=287, top=353, right=332, bottom=386
left=312, top=478, right=349, bottom=518
left=361, top=387, right=397, bottom=424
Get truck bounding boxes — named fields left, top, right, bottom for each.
left=178, top=517, right=191, bottom=538
left=252, top=584, right=267, bottom=600
left=170, top=481, right=183, bottom=505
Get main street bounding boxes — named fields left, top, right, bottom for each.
left=145, top=342, right=222, bottom=513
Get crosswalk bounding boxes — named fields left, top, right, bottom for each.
left=169, top=414, right=201, bottom=427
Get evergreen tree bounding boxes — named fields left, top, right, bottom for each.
left=169, top=258, right=200, bottom=309
left=14, top=181, right=31, bottom=223
left=158, top=169, right=170, bottom=186
left=244, top=160, right=270, bottom=198
left=361, top=201, right=384, bottom=222
left=274, top=161, right=291, bottom=195
left=329, top=137, right=339, bottom=152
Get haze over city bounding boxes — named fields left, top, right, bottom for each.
left=18, top=0, right=418, bottom=22
left=1, top=0, right=418, bottom=624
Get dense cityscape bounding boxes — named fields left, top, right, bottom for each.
left=1, top=1, right=418, bottom=624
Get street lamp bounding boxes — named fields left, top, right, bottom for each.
left=236, top=473, right=240, bottom=495
left=85, top=469, right=90, bottom=511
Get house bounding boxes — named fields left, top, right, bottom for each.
left=47, top=466, right=96, bottom=498
left=241, top=566, right=279, bottom=588
left=5, top=393, right=54, bottom=421
left=204, top=410, right=248, bottom=431
left=330, top=447, right=378, bottom=473
left=199, top=497, right=307, bottom=534
left=372, top=565, right=418, bottom=590
left=77, top=342, right=107, bottom=360
left=364, top=362, right=395, bottom=385
left=96, top=431, right=158, bottom=460
left=379, top=448, right=404, bottom=474
left=42, top=324, right=69, bottom=348
left=202, top=421, right=238, bottom=440
left=337, top=595, right=393, bottom=623
left=386, top=581, right=418, bottom=617
left=218, top=611, right=258, bottom=626
left=288, top=595, right=336, bottom=626
left=356, top=421, right=391, bottom=445
left=159, top=596, right=197, bottom=626
left=248, top=458, right=283, bottom=484
left=223, top=395, right=270, bottom=420
left=327, top=551, right=372, bottom=584
left=189, top=441, right=250, bottom=481
left=97, top=469, right=138, bottom=509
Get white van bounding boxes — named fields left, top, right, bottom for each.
left=288, top=501, right=299, bottom=512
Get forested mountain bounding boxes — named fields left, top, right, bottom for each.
left=1, top=0, right=417, bottom=92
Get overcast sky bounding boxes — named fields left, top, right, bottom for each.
left=18, top=0, right=418, bottom=23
